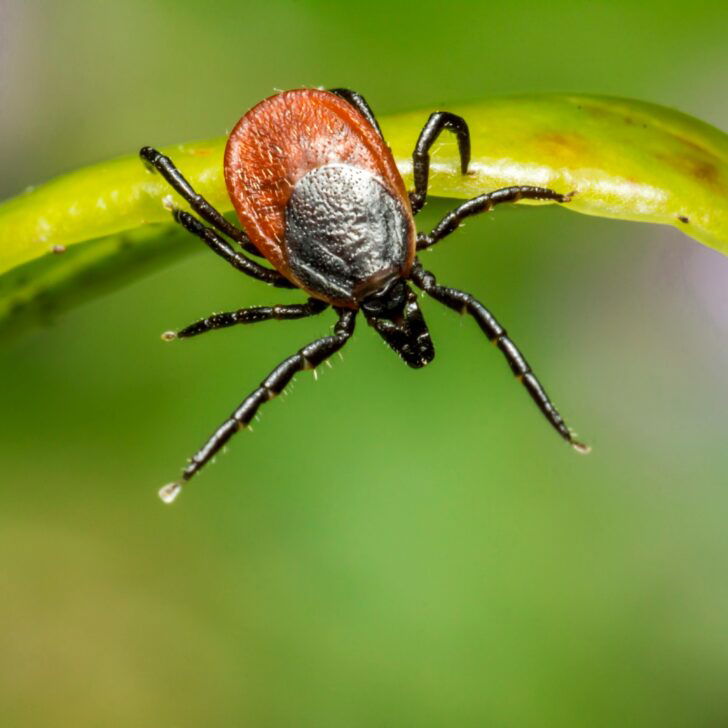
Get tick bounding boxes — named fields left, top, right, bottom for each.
left=140, top=88, right=589, bottom=503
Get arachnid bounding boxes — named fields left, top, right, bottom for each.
left=141, top=88, right=589, bottom=503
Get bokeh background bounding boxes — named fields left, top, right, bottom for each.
left=1, top=1, right=728, bottom=726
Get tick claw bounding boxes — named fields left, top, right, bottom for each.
left=572, top=440, right=591, bottom=455
left=159, top=481, right=182, bottom=503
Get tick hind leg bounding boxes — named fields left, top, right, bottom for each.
left=410, top=111, right=471, bottom=214
left=410, top=262, right=589, bottom=453
left=139, top=146, right=262, bottom=257
left=159, top=308, right=357, bottom=503
left=163, top=298, right=328, bottom=340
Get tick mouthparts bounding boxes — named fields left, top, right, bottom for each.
left=159, top=481, right=182, bottom=504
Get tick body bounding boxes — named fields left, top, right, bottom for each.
left=141, top=88, right=588, bottom=502
left=225, top=90, right=415, bottom=306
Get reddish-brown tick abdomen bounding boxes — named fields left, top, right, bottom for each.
left=224, top=89, right=415, bottom=305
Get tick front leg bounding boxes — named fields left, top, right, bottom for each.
left=139, top=146, right=261, bottom=256
left=162, top=298, right=329, bottom=340
left=328, top=88, right=383, bottom=138
left=172, top=209, right=295, bottom=288
left=410, top=111, right=471, bottom=215
left=159, top=308, right=357, bottom=503
left=410, top=262, right=589, bottom=453
left=417, top=186, right=573, bottom=250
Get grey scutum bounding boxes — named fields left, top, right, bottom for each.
left=284, top=164, right=410, bottom=304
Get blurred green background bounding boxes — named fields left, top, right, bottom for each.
left=1, top=1, right=727, bottom=726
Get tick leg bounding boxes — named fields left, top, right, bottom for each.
left=410, top=112, right=471, bottom=214
left=417, top=186, right=573, bottom=250
left=165, top=298, right=329, bottom=340
left=172, top=209, right=295, bottom=288
left=410, top=262, right=589, bottom=453
left=139, top=146, right=262, bottom=257
left=328, top=88, right=383, bottom=138
left=159, top=308, right=357, bottom=502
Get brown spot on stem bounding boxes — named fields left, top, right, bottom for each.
left=694, top=161, right=720, bottom=186
left=665, top=131, right=714, bottom=158
left=656, top=152, right=724, bottom=194
left=534, top=131, right=592, bottom=164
